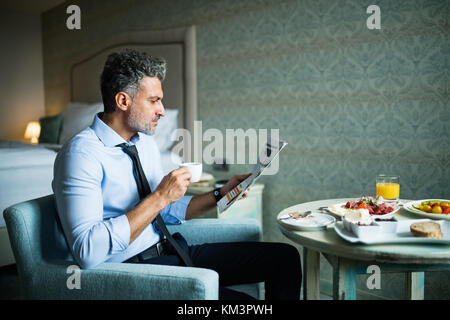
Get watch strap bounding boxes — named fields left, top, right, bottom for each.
left=213, top=187, right=222, bottom=203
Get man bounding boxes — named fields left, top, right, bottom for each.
left=52, top=49, right=301, bottom=300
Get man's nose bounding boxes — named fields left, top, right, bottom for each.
left=158, top=101, right=166, bottom=117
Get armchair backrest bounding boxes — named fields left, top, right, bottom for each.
left=3, top=195, right=74, bottom=280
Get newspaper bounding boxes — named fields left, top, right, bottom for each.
left=217, top=138, right=287, bottom=213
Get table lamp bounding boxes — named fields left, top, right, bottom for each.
left=24, top=121, right=41, bottom=144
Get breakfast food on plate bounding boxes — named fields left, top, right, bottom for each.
left=328, top=204, right=354, bottom=216
left=413, top=200, right=450, bottom=215
left=329, top=196, right=397, bottom=217
left=344, top=209, right=373, bottom=226
left=344, top=196, right=396, bottom=215
left=410, top=221, right=443, bottom=239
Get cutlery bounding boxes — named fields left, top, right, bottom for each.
left=318, top=206, right=333, bottom=213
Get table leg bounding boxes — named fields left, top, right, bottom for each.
left=405, top=272, right=424, bottom=300
left=333, top=257, right=357, bottom=300
left=302, top=247, right=320, bottom=300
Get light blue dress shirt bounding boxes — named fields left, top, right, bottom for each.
left=52, top=113, right=192, bottom=269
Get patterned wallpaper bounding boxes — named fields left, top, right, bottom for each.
left=42, top=0, right=449, bottom=299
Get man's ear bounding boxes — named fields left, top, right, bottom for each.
left=114, top=92, right=132, bottom=111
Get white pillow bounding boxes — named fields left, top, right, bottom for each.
left=152, top=108, right=179, bottom=151
left=159, top=151, right=183, bottom=175
left=59, top=102, right=104, bottom=145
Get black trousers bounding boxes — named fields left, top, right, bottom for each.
left=126, top=233, right=302, bottom=300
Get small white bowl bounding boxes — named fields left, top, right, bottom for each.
left=350, top=222, right=382, bottom=241
left=343, top=218, right=354, bottom=232
left=373, top=220, right=398, bottom=233
left=343, top=212, right=372, bottom=233
left=370, top=211, right=396, bottom=220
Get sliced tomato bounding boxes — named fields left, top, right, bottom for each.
left=357, top=203, right=367, bottom=209
left=443, top=206, right=450, bottom=214
left=432, top=205, right=443, bottom=214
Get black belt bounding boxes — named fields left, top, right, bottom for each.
left=125, top=239, right=171, bottom=263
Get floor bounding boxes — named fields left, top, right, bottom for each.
left=0, top=264, right=21, bottom=299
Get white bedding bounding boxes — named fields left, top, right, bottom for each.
left=0, top=142, right=59, bottom=169
left=0, top=141, right=58, bottom=227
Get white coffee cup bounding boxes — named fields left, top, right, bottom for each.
left=180, top=162, right=202, bottom=183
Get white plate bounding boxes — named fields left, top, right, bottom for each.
left=334, top=219, right=450, bottom=244
left=278, top=212, right=336, bottom=231
left=403, top=199, right=450, bottom=221
left=327, top=202, right=400, bottom=220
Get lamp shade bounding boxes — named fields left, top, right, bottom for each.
left=24, top=121, right=41, bottom=144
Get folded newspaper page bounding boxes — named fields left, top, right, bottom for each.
left=217, top=138, right=287, bottom=213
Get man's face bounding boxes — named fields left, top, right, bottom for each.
left=127, top=76, right=165, bottom=135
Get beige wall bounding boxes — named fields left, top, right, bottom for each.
left=0, top=10, right=45, bottom=142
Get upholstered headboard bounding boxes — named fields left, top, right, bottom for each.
left=67, top=26, right=197, bottom=134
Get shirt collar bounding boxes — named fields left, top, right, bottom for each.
left=91, top=112, right=141, bottom=147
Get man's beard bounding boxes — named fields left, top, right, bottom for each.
left=127, top=105, right=159, bottom=135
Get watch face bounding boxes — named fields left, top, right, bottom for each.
left=214, top=191, right=219, bottom=196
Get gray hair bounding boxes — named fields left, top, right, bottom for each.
left=100, top=49, right=166, bottom=113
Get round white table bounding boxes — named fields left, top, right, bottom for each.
left=277, top=199, right=450, bottom=300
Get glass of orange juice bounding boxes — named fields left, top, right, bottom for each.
left=376, top=175, right=400, bottom=203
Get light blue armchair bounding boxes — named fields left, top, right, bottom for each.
left=3, top=195, right=262, bottom=299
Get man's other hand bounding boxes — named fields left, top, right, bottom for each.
left=156, top=167, right=191, bottom=204
left=220, top=173, right=252, bottom=199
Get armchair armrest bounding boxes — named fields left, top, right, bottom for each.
left=31, top=261, right=219, bottom=300
left=167, top=218, right=262, bottom=245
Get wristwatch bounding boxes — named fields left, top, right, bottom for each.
left=213, top=188, right=222, bottom=203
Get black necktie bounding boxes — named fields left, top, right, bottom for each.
left=118, top=143, right=193, bottom=267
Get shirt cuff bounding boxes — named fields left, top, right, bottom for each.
left=104, top=214, right=131, bottom=253
left=161, top=195, right=193, bottom=224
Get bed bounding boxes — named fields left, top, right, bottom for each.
left=0, top=26, right=198, bottom=266
left=0, top=141, right=58, bottom=265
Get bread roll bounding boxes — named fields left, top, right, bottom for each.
left=410, top=221, right=443, bottom=239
